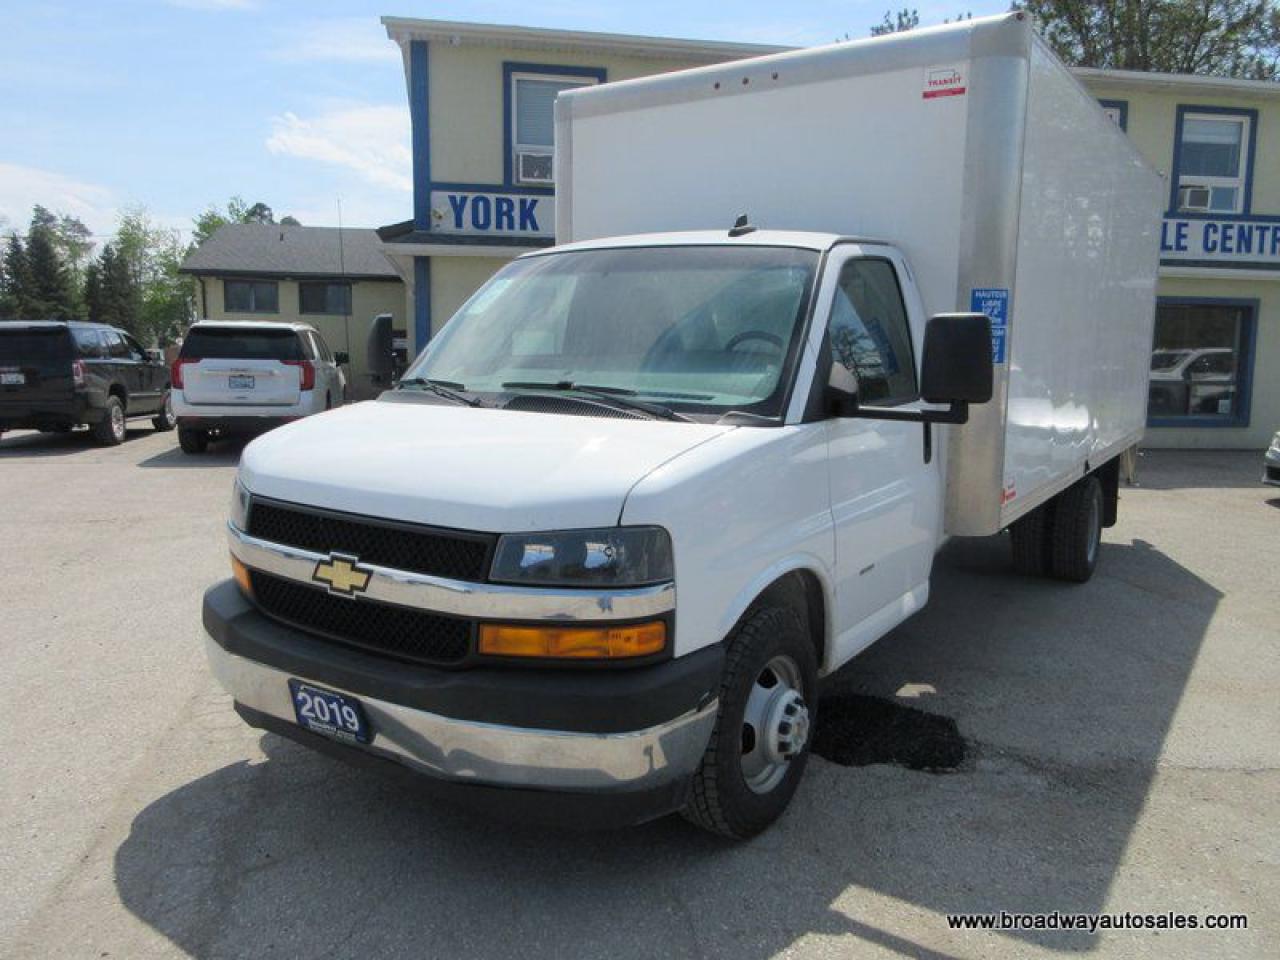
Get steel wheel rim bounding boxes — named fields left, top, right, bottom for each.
left=111, top=404, right=125, bottom=440
left=1086, top=493, right=1101, bottom=565
left=740, top=654, right=810, bottom=795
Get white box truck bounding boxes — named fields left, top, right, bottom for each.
left=201, top=12, right=1161, bottom=838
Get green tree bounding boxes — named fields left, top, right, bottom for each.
left=872, top=8, right=921, bottom=35
left=108, top=207, right=192, bottom=344
left=1, top=235, right=33, bottom=319
left=25, top=213, right=78, bottom=319
left=83, top=260, right=103, bottom=323
left=97, top=243, right=139, bottom=334
left=1013, top=0, right=1280, bottom=78
left=193, top=196, right=291, bottom=245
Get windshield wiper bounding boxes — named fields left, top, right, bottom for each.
left=501, top=380, right=692, bottom=422
left=397, top=377, right=482, bottom=407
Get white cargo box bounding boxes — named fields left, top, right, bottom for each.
left=556, top=12, right=1161, bottom=536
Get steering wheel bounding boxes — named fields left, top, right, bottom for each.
left=725, top=330, right=784, bottom=352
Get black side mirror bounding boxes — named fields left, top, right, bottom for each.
left=831, top=312, right=993, bottom=425
left=920, top=312, right=993, bottom=405
left=145, top=348, right=163, bottom=364
left=334, top=351, right=350, bottom=366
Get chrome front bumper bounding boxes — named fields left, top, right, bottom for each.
left=205, top=634, right=718, bottom=792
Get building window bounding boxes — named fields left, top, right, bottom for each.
left=1174, top=109, right=1254, bottom=214
left=1148, top=299, right=1255, bottom=427
left=225, top=279, right=279, bottom=314
left=1097, top=99, right=1127, bottom=131
left=299, top=281, right=352, bottom=316
left=506, top=65, right=604, bottom=186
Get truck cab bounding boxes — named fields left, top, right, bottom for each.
left=203, top=230, right=994, bottom=837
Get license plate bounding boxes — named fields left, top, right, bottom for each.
left=229, top=375, right=255, bottom=390
left=0, top=372, right=24, bottom=385
left=288, top=679, right=370, bottom=744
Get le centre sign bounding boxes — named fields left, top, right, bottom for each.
left=1161, top=216, right=1280, bottom=271
left=430, top=188, right=555, bottom=239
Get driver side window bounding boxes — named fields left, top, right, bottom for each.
left=828, top=258, right=918, bottom=406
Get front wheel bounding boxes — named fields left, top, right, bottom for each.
left=682, top=605, right=817, bottom=839
left=152, top=391, right=176, bottom=431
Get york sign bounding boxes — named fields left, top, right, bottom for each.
left=430, top=190, right=555, bottom=239
left=1160, top=216, right=1280, bottom=270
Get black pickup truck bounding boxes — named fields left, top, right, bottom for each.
left=0, top=321, right=176, bottom=445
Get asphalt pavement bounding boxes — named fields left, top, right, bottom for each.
left=1, top=424, right=1276, bottom=959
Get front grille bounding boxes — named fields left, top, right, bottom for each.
left=247, top=499, right=494, bottom=582
left=251, top=571, right=472, bottom=665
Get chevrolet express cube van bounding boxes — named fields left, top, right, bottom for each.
left=199, top=14, right=1161, bottom=837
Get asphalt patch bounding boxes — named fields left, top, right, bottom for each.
left=811, top=694, right=967, bottom=772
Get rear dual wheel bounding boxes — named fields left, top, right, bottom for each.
left=1010, top=475, right=1103, bottom=583
left=683, top=606, right=817, bottom=839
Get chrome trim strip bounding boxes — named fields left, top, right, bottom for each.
left=227, top=522, right=676, bottom=622
left=205, top=636, right=716, bottom=791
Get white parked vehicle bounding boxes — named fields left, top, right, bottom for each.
left=201, top=14, right=1161, bottom=836
left=172, top=321, right=347, bottom=453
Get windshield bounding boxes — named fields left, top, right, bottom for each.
left=404, top=245, right=819, bottom=417
left=1150, top=349, right=1190, bottom=372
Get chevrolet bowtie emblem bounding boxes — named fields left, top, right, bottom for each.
left=312, top=553, right=372, bottom=597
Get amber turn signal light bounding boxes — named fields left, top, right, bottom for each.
left=478, top=622, right=666, bottom=660
left=230, top=554, right=254, bottom=598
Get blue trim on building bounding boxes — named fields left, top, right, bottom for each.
left=413, top=256, right=431, bottom=351
left=1167, top=104, right=1260, bottom=218
left=502, top=61, right=606, bottom=188
left=410, top=41, right=431, bottom=230
left=1147, top=296, right=1259, bottom=430
left=431, top=180, right=554, bottom=197
left=1097, top=98, right=1128, bottom=131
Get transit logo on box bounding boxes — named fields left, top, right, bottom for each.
left=923, top=65, right=966, bottom=99
left=971, top=287, right=1009, bottom=364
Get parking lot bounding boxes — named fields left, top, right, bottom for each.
left=1, top=426, right=1276, bottom=960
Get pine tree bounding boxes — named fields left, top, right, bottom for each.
left=83, top=260, right=103, bottom=323
left=2, top=235, right=34, bottom=319
left=97, top=243, right=140, bottom=334
left=26, top=216, right=78, bottom=320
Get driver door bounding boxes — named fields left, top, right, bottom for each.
left=819, top=245, right=942, bottom=663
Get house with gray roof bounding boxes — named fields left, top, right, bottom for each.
left=180, top=223, right=409, bottom=392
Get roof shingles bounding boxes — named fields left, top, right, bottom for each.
left=180, top=224, right=399, bottom=280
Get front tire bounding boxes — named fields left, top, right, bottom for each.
left=92, top=396, right=126, bottom=446
left=1048, top=476, right=1104, bottom=583
left=152, top=391, right=176, bottom=431
left=682, top=606, right=817, bottom=839
left=178, top=426, right=208, bottom=454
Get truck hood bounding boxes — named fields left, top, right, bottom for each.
left=239, top=398, right=736, bottom=533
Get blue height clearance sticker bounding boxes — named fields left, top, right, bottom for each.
left=971, top=288, right=1009, bottom=363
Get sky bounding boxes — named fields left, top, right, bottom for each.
left=0, top=0, right=1007, bottom=244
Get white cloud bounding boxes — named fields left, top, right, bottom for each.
left=276, top=17, right=401, bottom=64
left=0, top=163, right=118, bottom=237
left=266, top=103, right=412, bottom=193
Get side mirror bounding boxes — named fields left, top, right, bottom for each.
left=145, top=348, right=163, bottom=363
left=334, top=351, right=350, bottom=366
left=830, top=312, right=993, bottom=425
left=920, top=312, right=993, bottom=405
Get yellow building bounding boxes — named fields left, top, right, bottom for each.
left=380, top=17, right=1279, bottom=449
left=180, top=223, right=408, bottom=397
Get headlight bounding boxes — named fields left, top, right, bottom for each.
left=229, top=478, right=251, bottom=530
left=490, top=527, right=673, bottom=587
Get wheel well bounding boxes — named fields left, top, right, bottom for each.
left=749, top=570, right=826, bottom=668
left=109, top=384, right=127, bottom=409
left=1094, top=455, right=1120, bottom=527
